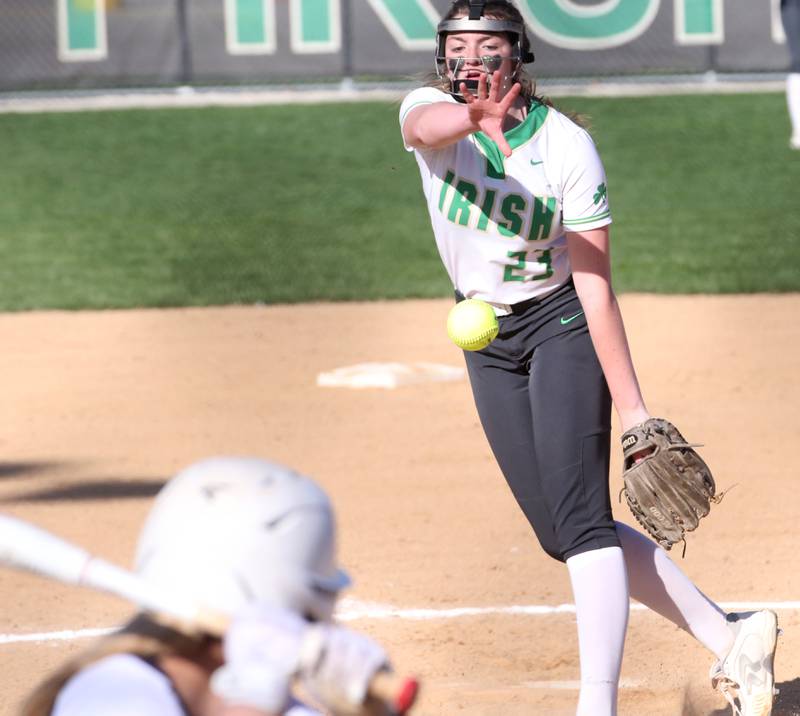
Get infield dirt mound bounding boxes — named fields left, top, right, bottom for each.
left=0, top=295, right=797, bottom=715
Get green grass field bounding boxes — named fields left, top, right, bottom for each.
left=0, top=92, right=798, bottom=311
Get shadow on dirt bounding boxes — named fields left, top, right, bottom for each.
left=0, top=479, right=166, bottom=502
left=0, top=462, right=64, bottom=479
left=774, top=678, right=800, bottom=715
left=683, top=677, right=800, bottom=715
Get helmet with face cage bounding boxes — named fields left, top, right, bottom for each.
left=435, top=0, right=535, bottom=98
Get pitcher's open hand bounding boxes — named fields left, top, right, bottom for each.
left=460, top=70, right=522, bottom=157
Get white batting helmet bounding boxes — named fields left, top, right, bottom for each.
left=135, top=456, right=351, bottom=623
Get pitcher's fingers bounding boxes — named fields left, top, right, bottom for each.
left=501, top=81, right=522, bottom=108
left=477, top=72, right=489, bottom=100
left=488, top=71, right=502, bottom=102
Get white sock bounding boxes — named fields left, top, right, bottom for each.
left=788, top=74, right=800, bottom=143
left=566, top=546, right=629, bottom=716
left=616, top=522, right=733, bottom=659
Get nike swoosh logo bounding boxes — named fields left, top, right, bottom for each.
left=530, top=160, right=543, bottom=166
left=739, top=653, right=767, bottom=691
left=560, top=311, right=584, bottom=325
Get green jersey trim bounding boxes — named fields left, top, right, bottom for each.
left=473, top=102, right=550, bottom=179
left=562, top=210, right=611, bottom=226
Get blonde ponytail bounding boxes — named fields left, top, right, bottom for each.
left=21, top=614, right=211, bottom=716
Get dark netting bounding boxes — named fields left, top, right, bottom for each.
left=0, top=0, right=793, bottom=92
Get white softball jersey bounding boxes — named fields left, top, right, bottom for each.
left=52, top=655, right=187, bottom=716
left=400, top=87, right=612, bottom=311
left=52, top=653, right=321, bottom=716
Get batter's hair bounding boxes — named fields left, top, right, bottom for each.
left=21, top=613, right=214, bottom=716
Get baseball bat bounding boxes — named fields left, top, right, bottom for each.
left=0, top=514, right=418, bottom=715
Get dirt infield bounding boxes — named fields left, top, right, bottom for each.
left=0, top=295, right=798, bottom=715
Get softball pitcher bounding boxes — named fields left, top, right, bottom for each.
left=400, top=2, right=779, bottom=714
left=23, top=457, right=390, bottom=716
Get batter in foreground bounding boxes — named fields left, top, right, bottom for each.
left=22, top=457, right=396, bottom=716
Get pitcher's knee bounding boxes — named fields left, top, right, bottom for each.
left=535, top=533, right=568, bottom=562
left=562, top=528, right=621, bottom=561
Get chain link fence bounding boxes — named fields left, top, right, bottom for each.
left=0, top=0, right=793, bottom=92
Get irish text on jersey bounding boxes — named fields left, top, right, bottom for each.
left=439, top=170, right=557, bottom=242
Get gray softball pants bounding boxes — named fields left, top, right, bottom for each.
left=459, top=280, right=620, bottom=562
left=784, top=0, right=800, bottom=72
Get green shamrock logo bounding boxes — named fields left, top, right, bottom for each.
left=593, top=183, right=607, bottom=205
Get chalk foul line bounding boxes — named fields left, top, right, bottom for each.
left=2, top=598, right=798, bottom=646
